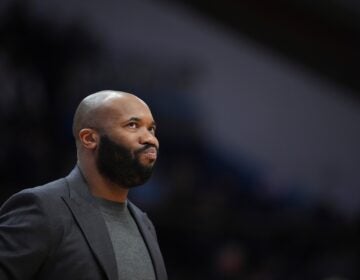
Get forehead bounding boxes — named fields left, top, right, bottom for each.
left=102, top=95, right=154, bottom=122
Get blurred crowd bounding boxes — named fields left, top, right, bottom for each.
left=0, top=2, right=359, bottom=279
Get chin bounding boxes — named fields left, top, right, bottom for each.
left=140, top=160, right=156, bottom=168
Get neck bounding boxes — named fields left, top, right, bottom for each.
left=78, top=159, right=129, bottom=203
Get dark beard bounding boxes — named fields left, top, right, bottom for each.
left=96, top=134, right=156, bottom=188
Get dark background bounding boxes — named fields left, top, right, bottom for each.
left=0, top=0, right=359, bottom=279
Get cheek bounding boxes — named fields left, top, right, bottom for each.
left=111, top=132, right=135, bottom=148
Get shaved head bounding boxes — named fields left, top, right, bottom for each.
left=72, top=90, right=142, bottom=144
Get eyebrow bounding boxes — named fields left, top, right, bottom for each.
left=128, top=117, right=157, bottom=127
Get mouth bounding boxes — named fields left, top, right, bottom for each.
left=140, top=147, right=157, bottom=161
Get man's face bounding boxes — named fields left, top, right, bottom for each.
left=94, top=95, right=159, bottom=188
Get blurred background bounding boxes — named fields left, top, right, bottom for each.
left=0, top=0, right=359, bottom=279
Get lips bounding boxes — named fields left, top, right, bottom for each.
left=141, top=147, right=157, bottom=160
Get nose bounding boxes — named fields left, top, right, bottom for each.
left=139, top=128, right=158, bottom=147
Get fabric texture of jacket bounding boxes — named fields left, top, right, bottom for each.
left=0, top=166, right=167, bottom=280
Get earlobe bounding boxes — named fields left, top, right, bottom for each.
left=79, top=128, right=98, bottom=150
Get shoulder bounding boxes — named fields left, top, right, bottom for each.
left=128, top=200, right=149, bottom=222
left=1, top=177, right=68, bottom=216
left=128, top=200, right=157, bottom=237
left=0, top=176, right=72, bottom=245
left=0, top=177, right=71, bottom=278
left=26, top=177, right=68, bottom=198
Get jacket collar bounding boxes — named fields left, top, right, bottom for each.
left=128, top=202, right=168, bottom=280
left=63, top=166, right=118, bottom=280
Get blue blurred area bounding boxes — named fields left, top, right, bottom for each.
left=0, top=0, right=359, bottom=279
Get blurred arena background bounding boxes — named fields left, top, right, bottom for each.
left=0, top=0, right=359, bottom=278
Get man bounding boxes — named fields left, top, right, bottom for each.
left=0, top=90, right=167, bottom=280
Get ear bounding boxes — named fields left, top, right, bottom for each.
left=78, top=128, right=99, bottom=150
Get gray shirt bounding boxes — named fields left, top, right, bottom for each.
left=95, top=197, right=156, bottom=280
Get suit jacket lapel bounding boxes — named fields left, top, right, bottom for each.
left=128, top=202, right=167, bottom=280
left=63, top=166, right=118, bottom=280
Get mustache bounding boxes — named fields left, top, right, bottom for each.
left=134, top=144, right=159, bottom=155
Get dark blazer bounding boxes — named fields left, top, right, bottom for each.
left=0, top=166, right=167, bottom=280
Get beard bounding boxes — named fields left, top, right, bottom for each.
left=96, top=134, right=157, bottom=188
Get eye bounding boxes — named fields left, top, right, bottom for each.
left=149, top=126, right=156, bottom=134
left=127, top=122, right=138, bottom=129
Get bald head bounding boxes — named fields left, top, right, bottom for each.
left=72, top=90, right=148, bottom=144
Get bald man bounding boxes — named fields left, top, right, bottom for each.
left=0, top=91, right=167, bottom=280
